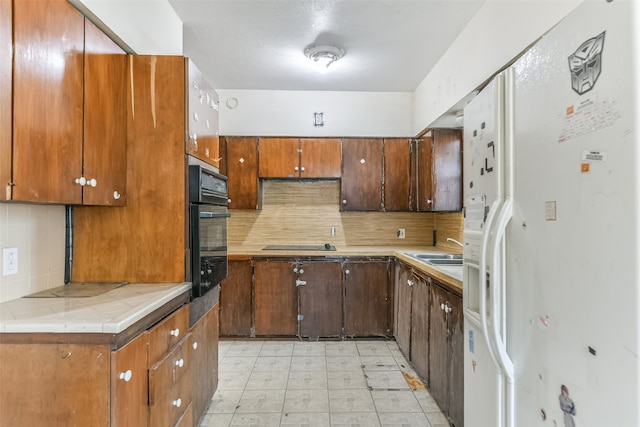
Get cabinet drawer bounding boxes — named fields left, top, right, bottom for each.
left=149, top=333, right=193, bottom=405
left=148, top=304, right=189, bottom=366
left=148, top=370, right=192, bottom=427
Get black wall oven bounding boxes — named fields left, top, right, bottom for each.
left=189, top=165, right=229, bottom=298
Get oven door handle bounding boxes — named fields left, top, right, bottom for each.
left=199, top=212, right=231, bottom=218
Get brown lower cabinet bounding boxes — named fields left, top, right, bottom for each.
left=220, top=257, right=389, bottom=339
left=393, top=260, right=463, bottom=427
left=0, top=300, right=219, bottom=427
left=343, top=260, right=392, bottom=337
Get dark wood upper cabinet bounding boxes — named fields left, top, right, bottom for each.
left=340, top=138, right=383, bottom=211
left=223, top=136, right=259, bottom=209
left=83, top=18, right=127, bottom=206
left=259, top=137, right=341, bottom=179
left=383, top=138, right=412, bottom=211
left=259, top=137, right=300, bottom=178
left=300, top=138, right=341, bottom=178
left=5, top=0, right=128, bottom=205
left=415, top=129, right=462, bottom=212
left=11, top=0, right=84, bottom=203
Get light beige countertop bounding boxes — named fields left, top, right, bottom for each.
left=0, top=282, right=191, bottom=334
left=229, top=245, right=463, bottom=295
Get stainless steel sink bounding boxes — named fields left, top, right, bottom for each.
left=403, top=252, right=463, bottom=266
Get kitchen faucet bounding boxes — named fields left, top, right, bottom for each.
left=447, top=237, right=464, bottom=248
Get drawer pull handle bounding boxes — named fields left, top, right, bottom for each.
left=119, top=370, right=132, bottom=382
left=193, top=342, right=198, bottom=350
left=175, top=358, right=185, bottom=368
left=170, top=328, right=180, bottom=337
left=172, top=398, right=182, bottom=408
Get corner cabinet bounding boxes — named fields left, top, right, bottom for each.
left=4, top=0, right=127, bottom=205
left=415, top=129, right=463, bottom=212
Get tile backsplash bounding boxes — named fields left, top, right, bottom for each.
left=0, top=203, right=66, bottom=303
left=228, top=180, right=463, bottom=248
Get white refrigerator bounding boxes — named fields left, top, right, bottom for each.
left=462, top=1, right=640, bottom=426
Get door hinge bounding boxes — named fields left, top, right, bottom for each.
left=296, top=279, right=307, bottom=286
left=297, top=314, right=304, bottom=321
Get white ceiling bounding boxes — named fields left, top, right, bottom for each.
left=168, top=0, right=485, bottom=92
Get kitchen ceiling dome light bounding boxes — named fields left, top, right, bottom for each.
left=304, top=44, right=345, bottom=68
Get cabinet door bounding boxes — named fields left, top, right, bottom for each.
left=394, top=261, right=413, bottom=359
left=83, top=18, right=127, bottom=206
left=383, top=138, right=411, bottom=211
left=448, top=293, right=464, bottom=427
left=12, top=0, right=84, bottom=203
left=415, top=135, right=434, bottom=212
left=0, top=0, right=11, bottom=198
left=410, top=274, right=430, bottom=382
left=432, top=129, right=462, bottom=211
left=220, top=260, right=253, bottom=336
left=254, top=259, right=298, bottom=336
left=259, top=137, right=300, bottom=178
left=111, top=332, right=149, bottom=427
left=343, top=260, right=390, bottom=337
left=298, top=261, right=343, bottom=339
left=190, top=303, right=219, bottom=424
left=340, top=138, right=383, bottom=211
left=428, top=282, right=449, bottom=411
left=187, top=60, right=219, bottom=167
left=300, top=138, right=341, bottom=178
left=225, top=137, right=259, bottom=209
left=0, top=343, right=110, bottom=426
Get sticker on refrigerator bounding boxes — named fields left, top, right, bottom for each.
left=464, top=194, right=487, bottom=232
left=468, top=329, right=475, bottom=354
left=568, top=31, right=605, bottom=95
left=545, top=201, right=557, bottom=221
left=581, top=150, right=607, bottom=163
left=558, top=98, right=622, bottom=143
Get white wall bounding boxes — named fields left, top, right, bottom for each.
left=218, top=90, right=413, bottom=137
left=412, top=0, right=584, bottom=135
left=0, top=205, right=66, bottom=303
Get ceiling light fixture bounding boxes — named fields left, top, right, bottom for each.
left=304, top=44, right=345, bottom=69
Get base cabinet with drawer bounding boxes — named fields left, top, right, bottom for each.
left=0, top=299, right=219, bottom=427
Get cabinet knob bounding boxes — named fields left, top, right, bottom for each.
left=407, top=280, right=414, bottom=287
left=342, top=200, right=347, bottom=205
left=228, top=199, right=232, bottom=204
left=345, top=269, right=350, bottom=274
left=87, top=178, right=97, bottom=188
left=427, top=199, right=433, bottom=204
left=172, top=398, right=182, bottom=408
left=299, top=269, right=304, bottom=274
left=294, top=166, right=299, bottom=171
left=300, top=167, right=305, bottom=172
left=170, top=328, right=180, bottom=337
left=175, top=358, right=184, bottom=368
left=193, top=342, right=198, bottom=350
left=360, top=159, right=366, bottom=164
left=113, top=191, right=121, bottom=200
left=75, top=177, right=86, bottom=186
left=293, top=267, right=298, bottom=273
left=207, top=269, right=212, bottom=274
left=239, top=158, right=245, bottom=163
left=119, top=370, right=133, bottom=382
left=441, top=303, right=446, bottom=311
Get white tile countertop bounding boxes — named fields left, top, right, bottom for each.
left=0, top=282, right=191, bottom=334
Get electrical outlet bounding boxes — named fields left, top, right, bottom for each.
left=3, top=247, right=18, bottom=276
left=397, top=229, right=406, bottom=239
